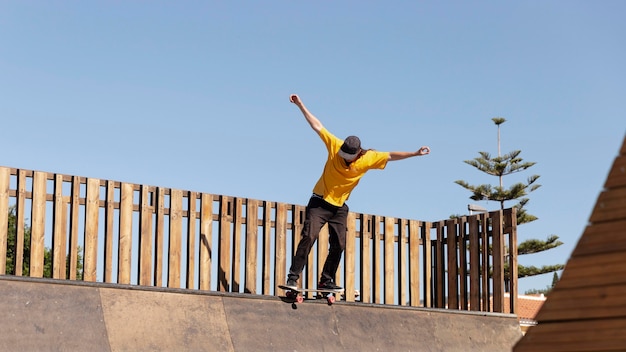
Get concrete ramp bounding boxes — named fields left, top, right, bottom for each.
left=0, top=277, right=522, bottom=351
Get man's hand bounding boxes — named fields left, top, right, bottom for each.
left=289, top=93, right=323, bottom=133
left=290, top=94, right=302, bottom=106
left=417, top=146, right=431, bottom=156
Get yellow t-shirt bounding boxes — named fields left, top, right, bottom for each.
left=312, top=128, right=389, bottom=207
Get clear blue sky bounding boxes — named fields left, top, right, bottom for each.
left=2, top=1, right=624, bottom=294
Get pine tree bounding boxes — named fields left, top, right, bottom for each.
left=455, top=118, right=564, bottom=291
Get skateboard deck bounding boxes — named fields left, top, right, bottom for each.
left=278, top=285, right=344, bottom=304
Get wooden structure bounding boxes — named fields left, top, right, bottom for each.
left=0, top=165, right=517, bottom=313
left=514, top=134, right=626, bottom=351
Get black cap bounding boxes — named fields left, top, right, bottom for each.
left=338, top=136, right=361, bottom=160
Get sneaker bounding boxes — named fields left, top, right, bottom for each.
left=285, top=278, right=298, bottom=290
left=318, top=280, right=343, bottom=291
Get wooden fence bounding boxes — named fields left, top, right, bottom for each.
left=0, top=166, right=517, bottom=313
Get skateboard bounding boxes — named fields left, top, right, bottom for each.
left=278, top=285, right=344, bottom=305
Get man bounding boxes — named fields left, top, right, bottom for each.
left=285, top=94, right=431, bottom=290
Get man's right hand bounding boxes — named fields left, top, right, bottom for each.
left=290, top=94, right=301, bottom=105
left=289, top=94, right=323, bottom=133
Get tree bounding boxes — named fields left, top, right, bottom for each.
left=455, top=118, right=564, bottom=290
left=5, top=205, right=83, bottom=279
left=524, top=271, right=560, bottom=296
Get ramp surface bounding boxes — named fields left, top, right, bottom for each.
left=1, top=277, right=522, bottom=351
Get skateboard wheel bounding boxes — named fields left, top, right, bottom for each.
left=296, top=295, right=304, bottom=304
left=327, top=295, right=335, bottom=305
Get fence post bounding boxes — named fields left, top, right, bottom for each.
left=506, top=207, right=518, bottom=314
left=245, top=199, right=258, bottom=294
left=345, top=212, right=356, bottom=302
left=199, top=193, right=213, bottom=291
left=0, top=167, right=9, bottom=275
left=118, top=182, right=134, bottom=285
left=83, top=178, right=100, bottom=282
left=491, top=210, right=504, bottom=312
left=52, top=174, right=67, bottom=279
left=468, top=215, right=480, bottom=311
left=29, top=171, right=47, bottom=278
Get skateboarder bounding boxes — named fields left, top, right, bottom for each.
left=285, top=94, right=431, bottom=291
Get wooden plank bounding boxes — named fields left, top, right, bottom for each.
left=551, top=251, right=626, bottom=289
left=154, top=187, right=165, bottom=287
left=218, top=196, right=231, bottom=292
left=15, top=170, right=27, bottom=276
left=118, top=182, right=134, bottom=285
left=68, top=176, right=81, bottom=280
left=480, top=212, right=490, bottom=311
left=536, top=284, right=626, bottom=322
left=421, top=221, right=432, bottom=307
left=344, top=211, right=356, bottom=302
left=199, top=193, right=213, bottom=291
left=408, top=220, right=420, bottom=307
left=186, top=192, right=197, bottom=289
left=398, top=218, right=407, bottom=306
left=491, top=210, right=504, bottom=312
left=245, top=199, right=258, bottom=294
left=446, top=219, right=458, bottom=309
left=262, top=201, right=272, bottom=294
left=506, top=207, right=518, bottom=315
left=139, top=185, right=153, bottom=286
left=563, top=249, right=626, bottom=271
left=572, top=220, right=626, bottom=256
left=51, top=174, right=67, bottom=279
left=468, top=215, right=480, bottom=311
left=589, top=187, right=626, bottom=223
left=384, top=217, right=395, bottom=304
left=83, top=178, right=100, bottom=282
left=457, top=217, right=468, bottom=310
left=0, top=167, right=9, bottom=275
left=360, top=214, right=371, bottom=303
left=372, top=215, right=382, bottom=304
left=515, top=318, right=626, bottom=352
left=275, top=202, right=287, bottom=292
left=29, top=171, right=47, bottom=278
left=231, top=197, right=243, bottom=292
left=434, top=221, right=445, bottom=308
left=104, top=180, right=115, bottom=283
left=168, top=189, right=183, bottom=288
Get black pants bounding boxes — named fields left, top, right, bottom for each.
left=288, top=195, right=348, bottom=284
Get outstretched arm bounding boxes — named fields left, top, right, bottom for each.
left=290, top=94, right=324, bottom=134
left=388, top=147, right=431, bottom=161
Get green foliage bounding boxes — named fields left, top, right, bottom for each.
left=551, top=271, right=560, bottom=287
left=456, top=118, right=564, bottom=291
left=523, top=272, right=561, bottom=296
left=460, top=150, right=538, bottom=178
left=454, top=152, right=541, bottom=214
left=4, top=205, right=83, bottom=279
left=517, top=264, right=565, bottom=278
left=518, top=235, right=563, bottom=255
left=514, top=198, right=538, bottom=225
left=524, top=287, right=550, bottom=296
left=5, top=206, right=30, bottom=276
left=492, top=117, right=507, bottom=125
